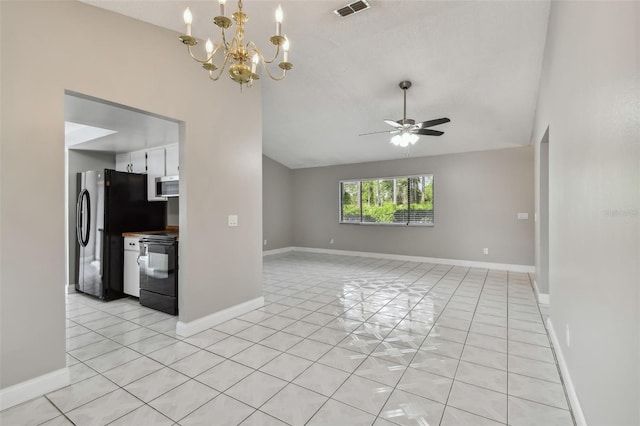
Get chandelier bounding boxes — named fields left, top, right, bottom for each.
left=179, top=0, right=292, bottom=87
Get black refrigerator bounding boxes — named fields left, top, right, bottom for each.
left=75, top=169, right=166, bottom=300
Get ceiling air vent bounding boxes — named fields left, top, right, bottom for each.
left=333, top=0, right=371, bottom=18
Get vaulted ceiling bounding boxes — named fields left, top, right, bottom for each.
left=80, top=0, right=550, bottom=169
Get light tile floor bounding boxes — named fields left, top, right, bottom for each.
left=1, top=252, right=575, bottom=425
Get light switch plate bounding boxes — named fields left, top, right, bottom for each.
left=228, top=215, right=238, bottom=227
left=517, top=212, right=529, bottom=220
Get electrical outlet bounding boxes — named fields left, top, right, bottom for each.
left=263, top=239, right=267, bottom=246
left=483, top=247, right=489, bottom=255
left=565, top=324, right=571, bottom=347
left=227, top=215, right=238, bottom=227
left=330, top=238, right=334, bottom=244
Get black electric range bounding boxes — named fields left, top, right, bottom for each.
left=138, top=233, right=178, bottom=315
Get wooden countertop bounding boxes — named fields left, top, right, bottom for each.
left=122, top=226, right=179, bottom=238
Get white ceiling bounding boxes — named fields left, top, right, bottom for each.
left=65, top=92, right=179, bottom=153
left=78, top=0, right=550, bottom=169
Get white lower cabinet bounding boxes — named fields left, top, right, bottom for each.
left=123, top=237, right=140, bottom=297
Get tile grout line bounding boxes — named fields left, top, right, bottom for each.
left=245, top=261, right=447, bottom=425
left=440, top=267, right=491, bottom=424
left=368, top=264, right=469, bottom=423
left=45, top=255, right=566, bottom=426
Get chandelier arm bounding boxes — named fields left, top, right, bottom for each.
left=187, top=41, right=225, bottom=64
left=220, top=27, right=230, bottom=51
left=259, top=61, right=288, bottom=81
left=208, top=54, right=232, bottom=81
left=247, top=41, right=280, bottom=64
left=186, top=44, right=210, bottom=64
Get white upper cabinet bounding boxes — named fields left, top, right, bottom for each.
left=130, top=151, right=147, bottom=173
left=116, top=151, right=146, bottom=173
left=115, top=144, right=178, bottom=201
left=115, top=153, right=130, bottom=172
left=165, top=144, right=179, bottom=176
left=146, top=147, right=166, bottom=201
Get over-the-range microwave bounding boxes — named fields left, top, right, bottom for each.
left=156, top=175, right=179, bottom=198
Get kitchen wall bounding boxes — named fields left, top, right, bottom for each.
left=67, top=150, right=115, bottom=288
left=290, top=147, right=534, bottom=266
left=531, top=1, right=639, bottom=424
left=262, top=155, right=293, bottom=250
left=167, top=198, right=179, bottom=227
left=1, top=0, right=262, bottom=394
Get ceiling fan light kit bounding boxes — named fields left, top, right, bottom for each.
left=179, top=0, right=292, bottom=87
left=391, top=132, right=419, bottom=147
left=360, top=80, right=450, bottom=148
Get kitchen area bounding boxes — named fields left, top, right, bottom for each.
left=66, top=92, right=181, bottom=316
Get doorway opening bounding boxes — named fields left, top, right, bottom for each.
left=64, top=91, right=181, bottom=295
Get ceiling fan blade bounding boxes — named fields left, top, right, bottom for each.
left=384, top=119, right=403, bottom=128
left=417, top=118, right=451, bottom=129
left=359, top=130, right=392, bottom=136
left=415, top=129, right=444, bottom=136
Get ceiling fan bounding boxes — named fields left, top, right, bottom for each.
left=360, top=81, right=450, bottom=147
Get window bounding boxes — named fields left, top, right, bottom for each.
left=340, top=174, right=434, bottom=225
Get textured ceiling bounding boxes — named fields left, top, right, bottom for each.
left=80, top=0, right=550, bottom=169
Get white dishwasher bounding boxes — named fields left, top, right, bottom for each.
left=123, top=236, right=141, bottom=297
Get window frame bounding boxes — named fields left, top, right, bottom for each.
left=339, top=174, right=435, bottom=227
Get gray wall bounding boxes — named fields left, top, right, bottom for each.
left=1, top=1, right=262, bottom=389
left=291, top=147, right=534, bottom=265
left=531, top=1, right=639, bottom=424
left=67, top=150, right=115, bottom=287
left=262, top=155, right=293, bottom=250
left=534, top=129, right=550, bottom=297
left=167, top=198, right=179, bottom=227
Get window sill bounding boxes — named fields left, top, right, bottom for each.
left=339, top=222, right=434, bottom=227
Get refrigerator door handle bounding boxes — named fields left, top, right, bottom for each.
left=99, top=229, right=104, bottom=277
left=76, top=190, right=84, bottom=245
left=79, top=189, right=91, bottom=247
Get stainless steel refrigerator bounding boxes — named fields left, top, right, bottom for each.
left=75, top=169, right=166, bottom=300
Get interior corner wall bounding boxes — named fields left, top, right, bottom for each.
left=1, top=1, right=262, bottom=389
left=534, top=130, right=550, bottom=297
left=262, top=155, right=293, bottom=250
left=530, top=1, right=639, bottom=424
left=291, top=147, right=534, bottom=266
left=67, top=150, right=116, bottom=287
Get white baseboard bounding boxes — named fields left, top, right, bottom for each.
left=262, top=247, right=295, bottom=256
left=546, top=318, right=587, bottom=426
left=538, top=293, right=550, bottom=304
left=283, top=246, right=535, bottom=273
left=66, top=284, right=76, bottom=294
left=0, top=367, right=70, bottom=411
left=532, top=279, right=550, bottom=304
left=176, top=296, right=264, bottom=338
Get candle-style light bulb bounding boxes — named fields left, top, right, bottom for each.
left=219, top=0, right=226, bottom=16
left=206, top=38, right=214, bottom=60
left=282, top=36, right=290, bottom=62
left=183, top=7, right=193, bottom=36
left=275, top=5, right=283, bottom=36
left=251, top=53, right=259, bottom=73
